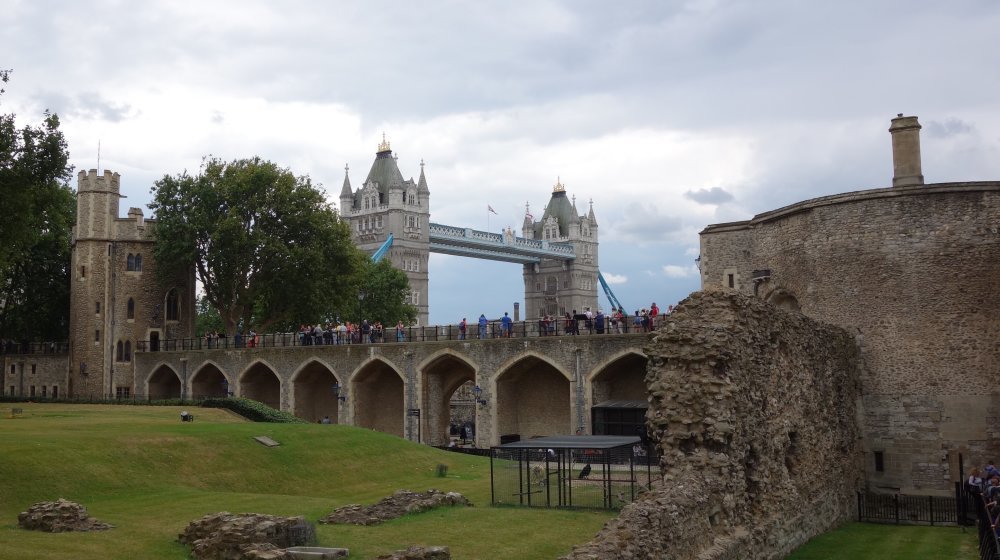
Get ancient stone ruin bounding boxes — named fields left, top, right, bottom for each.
left=17, top=499, right=113, bottom=532
left=179, top=512, right=316, bottom=560
left=374, top=546, right=451, bottom=560
left=563, top=291, right=864, bottom=559
left=319, top=490, right=471, bottom=526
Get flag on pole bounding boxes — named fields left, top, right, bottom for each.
left=488, top=205, right=497, bottom=215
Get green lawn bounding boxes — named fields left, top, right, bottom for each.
left=787, top=522, right=978, bottom=559
left=0, top=404, right=980, bottom=560
left=0, top=404, right=612, bottom=560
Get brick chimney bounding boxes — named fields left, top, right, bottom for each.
left=889, top=114, right=924, bottom=187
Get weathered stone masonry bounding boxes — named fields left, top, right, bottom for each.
left=564, top=291, right=864, bottom=560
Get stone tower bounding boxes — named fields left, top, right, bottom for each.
left=340, top=137, right=430, bottom=325
left=521, top=179, right=599, bottom=319
left=69, top=170, right=195, bottom=398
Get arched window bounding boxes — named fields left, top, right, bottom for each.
left=127, top=298, right=135, bottom=320
left=134, top=254, right=142, bottom=271
left=126, top=254, right=135, bottom=271
left=116, top=341, right=124, bottom=362
left=166, top=289, right=179, bottom=321
left=124, top=341, right=132, bottom=362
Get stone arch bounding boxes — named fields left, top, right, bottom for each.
left=765, top=287, right=801, bottom=312
left=351, top=357, right=405, bottom=438
left=418, top=349, right=478, bottom=446
left=146, top=363, right=181, bottom=400
left=495, top=354, right=573, bottom=443
left=290, top=359, right=340, bottom=423
left=588, top=350, right=650, bottom=437
left=239, top=360, right=282, bottom=410
left=191, top=361, right=230, bottom=398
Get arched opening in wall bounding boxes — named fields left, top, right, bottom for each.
left=352, top=360, right=404, bottom=438
left=191, top=363, right=229, bottom=398
left=496, top=356, right=571, bottom=442
left=240, top=362, right=281, bottom=410
left=292, top=360, right=339, bottom=423
left=147, top=365, right=181, bottom=400
left=590, top=352, right=649, bottom=437
left=420, top=353, right=475, bottom=446
left=766, top=289, right=800, bottom=312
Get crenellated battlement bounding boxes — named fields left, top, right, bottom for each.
left=77, top=169, right=121, bottom=192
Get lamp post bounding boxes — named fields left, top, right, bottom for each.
left=357, top=289, right=366, bottom=325
left=472, top=385, right=487, bottom=407
left=332, top=382, right=347, bottom=402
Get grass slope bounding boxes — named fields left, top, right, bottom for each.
left=0, top=404, right=611, bottom=560
left=787, top=522, right=977, bottom=559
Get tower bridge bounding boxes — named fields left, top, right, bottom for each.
left=340, top=138, right=601, bottom=325
left=135, top=333, right=650, bottom=447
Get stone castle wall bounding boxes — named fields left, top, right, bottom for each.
left=564, top=291, right=864, bottom=560
left=699, top=182, right=1000, bottom=493
left=2, top=352, right=68, bottom=398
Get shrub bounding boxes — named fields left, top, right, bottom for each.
left=200, top=397, right=307, bottom=423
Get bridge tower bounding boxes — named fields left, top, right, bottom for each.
left=521, top=179, right=599, bottom=319
left=340, top=136, right=430, bottom=325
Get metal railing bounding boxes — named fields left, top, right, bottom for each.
left=136, top=314, right=670, bottom=352
left=0, top=341, right=70, bottom=355
left=856, top=489, right=958, bottom=525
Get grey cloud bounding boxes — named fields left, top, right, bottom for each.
left=925, top=118, right=974, bottom=138
left=36, top=91, right=136, bottom=122
left=684, top=187, right=734, bottom=205
left=611, top=202, right=684, bottom=243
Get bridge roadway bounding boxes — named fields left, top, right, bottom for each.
left=134, top=332, right=650, bottom=447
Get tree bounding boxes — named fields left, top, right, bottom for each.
left=195, top=294, right=225, bottom=336
left=150, top=157, right=365, bottom=335
left=0, top=70, right=75, bottom=341
left=356, top=258, right=417, bottom=327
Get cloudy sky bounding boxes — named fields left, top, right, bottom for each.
left=4, top=0, right=999, bottom=325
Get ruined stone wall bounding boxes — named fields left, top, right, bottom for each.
left=564, top=291, right=864, bottom=560
left=699, top=182, right=1000, bottom=492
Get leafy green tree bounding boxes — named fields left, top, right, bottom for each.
left=356, top=258, right=417, bottom=327
left=0, top=70, right=75, bottom=341
left=195, top=294, right=225, bottom=336
left=150, top=156, right=364, bottom=335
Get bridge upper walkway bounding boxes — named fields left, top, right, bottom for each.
left=428, top=223, right=576, bottom=264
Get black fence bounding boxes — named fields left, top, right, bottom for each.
left=857, top=490, right=958, bottom=525
left=965, top=484, right=1000, bottom=560
left=136, top=315, right=670, bottom=352
left=0, top=341, right=69, bottom=355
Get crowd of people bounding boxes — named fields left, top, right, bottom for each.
left=194, top=301, right=674, bottom=348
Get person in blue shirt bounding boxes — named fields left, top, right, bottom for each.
left=478, top=314, right=488, bottom=339
left=501, top=312, right=513, bottom=338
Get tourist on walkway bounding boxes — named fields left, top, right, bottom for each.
left=501, top=312, right=513, bottom=337
left=478, top=314, right=488, bottom=339
left=396, top=320, right=405, bottom=342
left=459, top=318, right=467, bottom=340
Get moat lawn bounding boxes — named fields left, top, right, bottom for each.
left=787, top=522, right=977, bottom=559
left=0, top=403, right=611, bottom=560
left=0, top=404, right=979, bottom=559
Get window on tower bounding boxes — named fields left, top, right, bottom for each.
left=135, top=254, right=142, bottom=271
left=127, top=254, right=135, bottom=271
left=166, top=289, right=179, bottom=321
left=127, top=298, right=135, bottom=320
